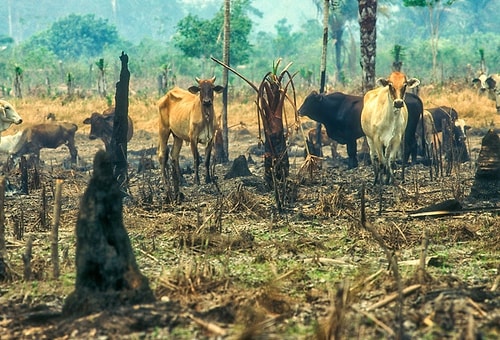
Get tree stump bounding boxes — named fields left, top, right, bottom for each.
left=63, top=150, right=154, bottom=317
left=470, top=129, right=500, bottom=200
left=224, top=155, right=252, bottom=179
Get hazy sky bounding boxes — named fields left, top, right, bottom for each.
left=251, top=0, right=319, bottom=32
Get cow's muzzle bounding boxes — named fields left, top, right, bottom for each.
left=393, top=99, right=404, bottom=109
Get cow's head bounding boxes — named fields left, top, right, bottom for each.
left=473, top=74, right=500, bottom=112
left=298, top=91, right=322, bottom=119
left=0, top=100, right=23, bottom=128
left=189, top=77, right=224, bottom=108
left=378, top=72, right=420, bottom=110
left=453, top=118, right=470, bottom=144
left=472, top=73, right=489, bottom=92
left=83, top=112, right=113, bottom=141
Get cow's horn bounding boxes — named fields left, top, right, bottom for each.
left=195, top=77, right=201, bottom=83
left=210, top=76, right=216, bottom=82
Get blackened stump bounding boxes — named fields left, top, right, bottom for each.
left=63, top=151, right=154, bottom=317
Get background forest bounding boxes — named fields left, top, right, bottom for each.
left=0, top=0, right=499, bottom=97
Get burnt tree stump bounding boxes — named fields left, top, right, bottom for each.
left=63, top=151, right=154, bottom=317
left=112, top=51, right=130, bottom=190
left=470, top=129, right=500, bottom=200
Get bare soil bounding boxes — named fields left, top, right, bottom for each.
left=0, top=111, right=499, bottom=339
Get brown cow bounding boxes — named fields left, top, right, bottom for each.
left=307, top=127, right=338, bottom=159
left=11, top=122, right=78, bottom=163
left=158, top=77, right=224, bottom=197
left=83, top=107, right=134, bottom=152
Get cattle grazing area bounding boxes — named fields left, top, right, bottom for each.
left=0, top=88, right=499, bottom=339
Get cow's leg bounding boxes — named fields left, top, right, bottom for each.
left=365, top=137, right=380, bottom=184
left=158, top=128, right=170, bottom=186
left=346, top=140, right=358, bottom=169
left=204, top=141, right=213, bottom=183
left=68, top=139, right=78, bottom=163
left=190, top=139, right=201, bottom=185
left=171, top=136, right=183, bottom=196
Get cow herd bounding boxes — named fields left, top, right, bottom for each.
left=0, top=105, right=128, bottom=166
left=0, top=70, right=491, bottom=195
left=299, top=71, right=474, bottom=184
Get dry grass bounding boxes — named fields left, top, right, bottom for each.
left=4, top=85, right=499, bottom=141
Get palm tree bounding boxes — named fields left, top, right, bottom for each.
left=312, top=0, right=358, bottom=86
left=358, top=0, right=377, bottom=93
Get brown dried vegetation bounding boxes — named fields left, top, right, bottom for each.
left=0, top=85, right=499, bottom=339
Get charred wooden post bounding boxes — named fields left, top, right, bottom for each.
left=63, top=151, right=154, bottom=317
left=470, top=129, right=500, bottom=199
left=51, top=179, right=63, bottom=279
left=0, top=177, right=5, bottom=253
left=23, top=235, right=33, bottom=281
left=20, top=156, right=28, bottom=194
left=111, top=51, right=130, bottom=191
left=0, top=177, right=7, bottom=282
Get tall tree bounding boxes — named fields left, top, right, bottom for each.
left=403, top=0, right=456, bottom=82
left=221, top=0, right=230, bottom=163
left=174, top=0, right=253, bottom=67
left=358, top=0, right=377, bottom=93
left=313, top=0, right=358, bottom=85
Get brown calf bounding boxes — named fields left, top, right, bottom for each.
left=12, top=122, right=78, bottom=162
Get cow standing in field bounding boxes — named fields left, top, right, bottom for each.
left=427, top=106, right=470, bottom=163
left=361, top=72, right=420, bottom=184
left=0, top=100, right=23, bottom=139
left=298, top=91, right=422, bottom=169
left=158, top=77, right=224, bottom=198
left=10, top=122, right=79, bottom=163
left=472, top=73, right=500, bottom=113
left=306, top=127, right=339, bottom=159
left=83, top=107, right=134, bottom=152
left=298, top=92, right=364, bottom=168
left=0, top=131, right=23, bottom=155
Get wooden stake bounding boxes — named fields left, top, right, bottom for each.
left=0, top=177, right=5, bottom=254
left=51, top=179, right=63, bottom=279
left=23, top=235, right=33, bottom=281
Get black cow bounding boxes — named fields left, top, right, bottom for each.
left=298, top=91, right=364, bottom=169
left=427, top=106, right=469, bottom=162
left=298, top=91, right=423, bottom=168
left=404, top=93, right=424, bottom=164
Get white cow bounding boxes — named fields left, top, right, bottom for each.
left=472, top=73, right=500, bottom=113
left=361, top=72, right=420, bottom=184
left=0, top=131, right=23, bottom=154
left=0, top=100, right=23, bottom=140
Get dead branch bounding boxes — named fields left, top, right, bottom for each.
left=365, top=284, right=422, bottom=311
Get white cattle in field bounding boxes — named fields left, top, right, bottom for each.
left=361, top=72, right=420, bottom=184
left=472, top=73, right=500, bottom=113
left=0, top=131, right=23, bottom=154
left=158, top=77, right=224, bottom=199
left=0, top=100, right=23, bottom=140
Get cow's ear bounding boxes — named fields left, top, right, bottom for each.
left=83, top=117, right=91, bottom=124
left=377, top=78, right=389, bottom=87
left=213, top=85, right=224, bottom=93
left=188, top=86, right=200, bottom=94
left=485, top=77, right=496, bottom=89
left=407, top=78, right=420, bottom=89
